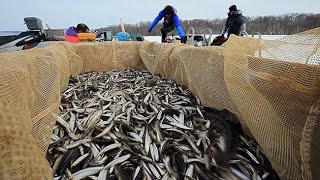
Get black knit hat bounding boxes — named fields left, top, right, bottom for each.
left=76, top=23, right=89, bottom=32
left=164, top=5, right=174, bottom=15
left=229, top=5, right=237, bottom=11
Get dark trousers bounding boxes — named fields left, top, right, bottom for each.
left=160, top=25, right=175, bottom=42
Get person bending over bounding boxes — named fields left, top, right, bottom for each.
left=65, top=23, right=89, bottom=43
left=148, top=5, right=186, bottom=43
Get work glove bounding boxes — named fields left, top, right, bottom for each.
left=148, top=27, right=152, bottom=33
left=181, top=36, right=187, bottom=44
left=221, top=26, right=227, bottom=37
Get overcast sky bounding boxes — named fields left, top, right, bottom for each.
left=0, top=0, right=319, bottom=31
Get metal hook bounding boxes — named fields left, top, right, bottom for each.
left=252, top=32, right=262, bottom=39
left=186, top=27, right=195, bottom=46
left=203, top=28, right=213, bottom=46
left=252, top=32, right=262, bottom=57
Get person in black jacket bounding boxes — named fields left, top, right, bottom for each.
left=221, top=5, right=246, bottom=37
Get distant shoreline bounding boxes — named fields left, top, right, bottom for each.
left=0, top=31, right=22, bottom=36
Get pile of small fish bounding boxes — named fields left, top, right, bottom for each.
left=47, top=69, right=279, bottom=180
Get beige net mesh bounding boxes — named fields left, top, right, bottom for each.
left=138, top=43, right=240, bottom=117
left=75, top=42, right=145, bottom=72
left=222, top=28, right=320, bottom=180
left=0, top=28, right=319, bottom=179
left=0, top=100, right=52, bottom=179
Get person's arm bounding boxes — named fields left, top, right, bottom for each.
left=221, top=19, right=228, bottom=36
left=66, top=26, right=78, bottom=36
left=148, top=11, right=164, bottom=32
left=239, top=23, right=246, bottom=36
left=173, top=15, right=185, bottom=38
left=236, top=15, right=245, bottom=26
left=236, top=15, right=246, bottom=36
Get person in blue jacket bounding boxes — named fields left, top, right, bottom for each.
left=148, top=5, right=186, bottom=43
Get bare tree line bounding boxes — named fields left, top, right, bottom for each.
left=96, top=13, right=320, bottom=36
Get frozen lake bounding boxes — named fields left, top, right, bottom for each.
left=144, top=35, right=287, bottom=43
left=0, top=31, right=22, bottom=36
left=144, top=35, right=319, bottom=65
left=0, top=31, right=286, bottom=41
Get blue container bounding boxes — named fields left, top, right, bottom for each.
left=116, top=32, right=131, bottom=41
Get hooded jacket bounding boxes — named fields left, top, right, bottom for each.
left=65, top=26, right=80, bottom=43
left=148, top=8, right=185, bottom=38
left=222, top=10, right=246, bottom=37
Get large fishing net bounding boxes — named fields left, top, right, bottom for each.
left=0, top=27, right=319, bottom=179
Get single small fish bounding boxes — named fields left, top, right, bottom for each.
left=104, top=154, right=131, bottom=170
left=70, top=167, right=104, bottom=180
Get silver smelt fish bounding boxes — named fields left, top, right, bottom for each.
left=104, top=154, right=131, bottom=170
left=70, top=167, right=104, bottom=180
left=48, top=69, right=277, bottom=179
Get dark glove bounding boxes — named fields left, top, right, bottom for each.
left=181, top=36, right=187, bottom=44
left=148, top=27, right=152, bottom=33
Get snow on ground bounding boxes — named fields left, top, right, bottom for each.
left=144, top=35, right=320, bottom=65
left=0, top=31, right=22, bottom=36
left=144, top=35, right=287, bottom=43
